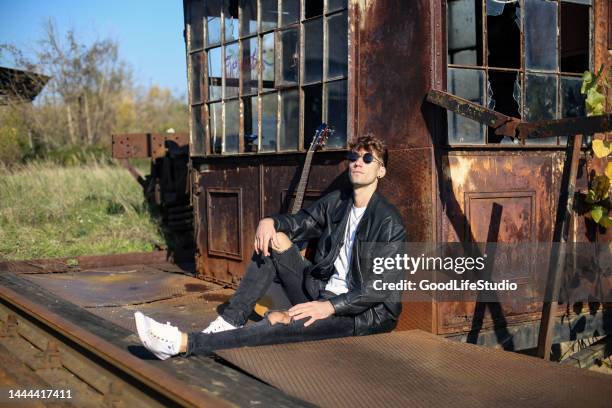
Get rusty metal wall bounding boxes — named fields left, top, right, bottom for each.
left=186, top=0, right=610, bottom=345
left=194, top=154, right=349, bottom=287
left=354, top=0, right=434, bottom=149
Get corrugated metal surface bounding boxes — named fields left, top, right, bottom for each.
left=217, top=330, right=612, bottom=408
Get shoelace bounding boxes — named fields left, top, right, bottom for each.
left=148, top=322, right=176, bottom=343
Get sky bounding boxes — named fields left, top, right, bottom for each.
left=0, top=0, right=188, bottom=96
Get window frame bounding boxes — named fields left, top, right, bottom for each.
left=186, top=0, right=350, bottom=157
left=445, top=0, right=594, bottom=148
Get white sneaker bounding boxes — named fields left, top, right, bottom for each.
left=134, top=312, right=182, bottom=360
left=202, top=316, right=241, bottom=334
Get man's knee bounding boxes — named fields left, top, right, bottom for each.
left=271, top=232, right=292, bottom=253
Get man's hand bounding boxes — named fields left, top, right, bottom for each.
left=288, top=301, right=335, bottom=327
left=267, top=311, right=292, bottom=325
left=254, top=218, right=278, bottom=257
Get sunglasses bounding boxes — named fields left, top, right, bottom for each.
left=347, top=151, right=384, bottom=166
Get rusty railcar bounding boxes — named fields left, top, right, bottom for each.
left=181, top=0, right=611, bottom=350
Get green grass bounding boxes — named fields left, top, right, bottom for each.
left=0, top=160, right=164, bottom=260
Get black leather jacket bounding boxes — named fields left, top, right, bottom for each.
left=271, top=189, right=407, bottom=335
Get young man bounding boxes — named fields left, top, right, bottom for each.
left=135, top=135, right=407, bottom=360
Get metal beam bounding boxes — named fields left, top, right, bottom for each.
left=426, top=89, right=612, bottom=141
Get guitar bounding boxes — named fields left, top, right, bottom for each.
left=291, top=123, right=332, bottom=215
left=292, top=124, right=332, bottom=258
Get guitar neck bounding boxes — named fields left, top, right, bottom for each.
left=290, top=150, right=315, bottom=215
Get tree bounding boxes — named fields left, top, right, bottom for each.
left=1, top=19, right=133, bottom=150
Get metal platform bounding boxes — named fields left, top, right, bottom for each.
left=217, top=330, right=612, bottom=408
left=2, top=253, right=611, bottom=407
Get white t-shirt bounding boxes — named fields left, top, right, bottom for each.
left=325, top=205, right=366, bottom=295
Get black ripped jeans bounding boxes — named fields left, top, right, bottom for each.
left=186, top=245, right=355, bottom=355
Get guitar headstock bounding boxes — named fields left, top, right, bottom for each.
left=309, top=123, right=334, bottom=152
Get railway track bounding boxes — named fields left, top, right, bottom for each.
left=0, top=284, right=233, bottom=408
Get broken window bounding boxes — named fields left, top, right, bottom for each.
left=186, top=0, right=348, bottom=155
left=487, top=71, right=521, bottom=143
left=445, top=0, right=593, bottom=146
left=486, top=1, right=519, bottom=69
left=306, top=0, right=324, bottom=19
left=561, top=1, right=590, bottom=73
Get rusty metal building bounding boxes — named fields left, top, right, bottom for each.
left=181, top=0, right=611, bottom=349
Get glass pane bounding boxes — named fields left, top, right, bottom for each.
left=327, top=11, right=348, bottom=78
left=561, top=2, right=590, bottom=73
left=190, top=53, right=203, bottom=103
left=447, top=0, right=482, bottom=66
left=192, top=104, right=205, bottom=154
left=304, top=18, right=323, bottom=83
left=306, top=0, right=323, bottom=19
left=304, top=84, right=323, bottom=149
left=209, top=102, right=223, bottom=154
left=525, top=0, right=558, bottom=71
left=325, top=80, right=347, bottom=149
left=224, top=100, right=240, bottom=154
left=280, top=28, right=300, bottom=84
left=208, top=47, right=223, bottom=100
left=242, top=37, right=259, bottom=94
left=328, top=0, right=348, bottom=12
left=262, top=33, right=275, bottom=90
left=560, top=76, right=586, bottom=144
left=281, top=0, right=300, bottom=26
left=244, top=96, right=259, bottom=152
left=225, top=43, right=240, bottom=98
left=205, top=0, right=222, bottom=46
left=447, top=68, right=486, bottom=144
left=261, top=93, right=278, bottom=152
left=261, top=0, right=278, bottom=31
left=560, top=76, right=586, bottom=118
left=188, top=0, right=204, bottom=50
left=486, top=0, right=520, bottom=68
left=240, top=0, right=257, bottom=36
left=224, top=0, right=239, bottom=42
left=280, top=89, right=299, bottom=151
left=487, top=71, right=521, bottom=143
left=524, top=74, right=557, bottom=144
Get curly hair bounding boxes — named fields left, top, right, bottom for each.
left=349, top=134, right=388, bottom=166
